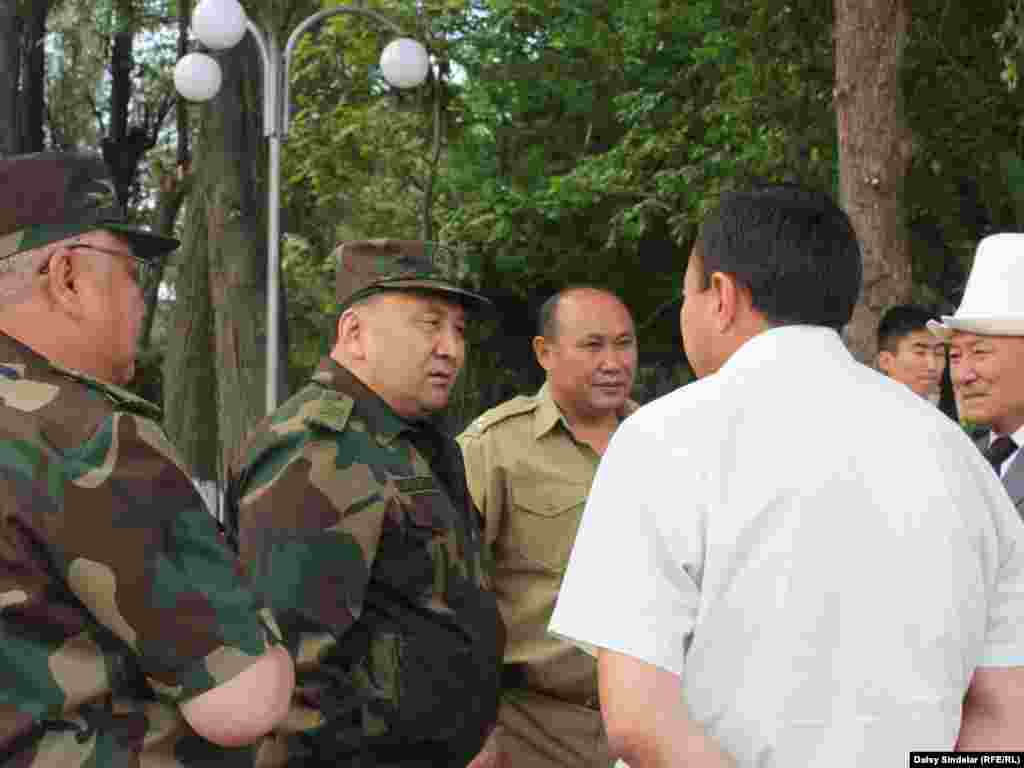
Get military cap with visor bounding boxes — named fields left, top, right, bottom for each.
left=334, top=238, right=492, bottom=313
left=0, top=151, right=180, bottom=263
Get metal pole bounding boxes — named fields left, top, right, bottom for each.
left=246, top=10, right=414, bottom=413
left=265, top=32, right=282, bottom=414
left=243, top=19, right=280, bottom=414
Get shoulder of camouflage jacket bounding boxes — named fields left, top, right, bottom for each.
left=234, top=381, right=357, bottom=475
left=0, top=360, right=162, bottom=453
left=48, top=363, right=162, bottom=421
left=459, top=393, right=538, bottom=439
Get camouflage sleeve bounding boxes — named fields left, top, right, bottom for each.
left=39, top=412, right=269, bottom=703
left=233, top=426, right=389, bottom=644
left=456, top=428, right=504, bottom=550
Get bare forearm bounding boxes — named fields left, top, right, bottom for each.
left=958, top=701, right=1024, bottom=750
left=615, top=717, right=735, bottom=768
left=599, top=650, right=735, bottom=768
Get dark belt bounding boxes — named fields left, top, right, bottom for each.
left=501, top=663, right=600, bottom=711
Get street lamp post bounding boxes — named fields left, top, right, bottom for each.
left=174, top=0, right=430, bottom=414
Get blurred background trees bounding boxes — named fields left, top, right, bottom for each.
left=4, top=0, right=1024, bottom=487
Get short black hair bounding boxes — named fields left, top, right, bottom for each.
left=536, top=285, right=627, bottom=338
left=537, top=292, right=562, bottom=338
left=877, top=304, right=936, bottom=354
left=696, top=184, right=862, bottom=330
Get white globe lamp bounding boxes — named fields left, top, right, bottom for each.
left=174, top=52, right=223, bottom=102
left=192, top=0, right=248, bottom=51
left=379, top=38, right=430, bottom=89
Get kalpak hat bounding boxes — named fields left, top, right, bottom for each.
left=0, top=151, right=179, bottom=262
left=928, top=232, right=1024, bottom=339
left=334, top=239, right=491, bottom=313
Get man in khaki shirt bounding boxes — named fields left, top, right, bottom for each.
left=458, top=286, right=638, bottom=768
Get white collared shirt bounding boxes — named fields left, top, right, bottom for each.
left=550, top=325, right=1024, bottom=767
left=990, top=425, right=1024, bottom=478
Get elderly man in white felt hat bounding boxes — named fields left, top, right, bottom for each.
left=929, top=232, right=1024, bottom=506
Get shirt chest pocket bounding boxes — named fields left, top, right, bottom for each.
left=507, top=482, right=587, bottom=573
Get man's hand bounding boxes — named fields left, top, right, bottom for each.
left=467, top=724, right=506, bottom=768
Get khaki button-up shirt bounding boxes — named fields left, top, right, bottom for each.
left=458, top=384, right=636, bottom=706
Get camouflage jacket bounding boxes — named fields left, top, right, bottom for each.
left=0, top=333, right=274, bottom=767
left=227, top=358, right=504, bottom=767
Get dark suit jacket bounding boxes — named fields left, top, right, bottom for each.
left=975, top=433, right=1024, bottom=512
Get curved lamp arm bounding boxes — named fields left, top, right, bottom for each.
left=280, top=7, right=409, bottom=137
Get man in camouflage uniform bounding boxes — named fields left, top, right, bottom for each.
left=227, top=239, right=506, bottom=767
left=457, top=287, right=637, bottom=768
left=0, top=152, right=294, bottom=766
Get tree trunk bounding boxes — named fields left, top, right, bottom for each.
left=421, top=68, right=442, bottom=242
left=834, top=0, right=913, bottom=363
left=21, top=0, right=47, bottom=153
left=141, top=172, right=192, bottom=349
left=0, top=0, right=19, bottom=155
left=195, top=38, right=268, bottom=478
left=163, top=185, right=219, bottom=482
left=110, top=14, right=131, bottom=145
left=140, top=0, right=192, bottom=352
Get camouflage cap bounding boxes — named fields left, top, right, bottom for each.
left=335, top=239, right=492, bottom=314
left=0, top=151, right=180, bottom=263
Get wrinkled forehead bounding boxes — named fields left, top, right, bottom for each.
left=947, top=330, right=1020, bottom=349
left=374, top=288, right=468, bottom=319
left=555, top=291, right=635, bottom=339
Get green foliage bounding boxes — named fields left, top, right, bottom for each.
left=38, top=0, right=1024, bottom=425
left=995, top=0, right=1024, bottom=91
left=432, top=0, right=837, bottom=337
left=282, top=234, right=338, bottom=387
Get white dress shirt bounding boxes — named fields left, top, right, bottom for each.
left=550, top=325, right=1024, bottom=767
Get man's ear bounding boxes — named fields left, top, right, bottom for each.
left=708, top=271, right=740, bottom=332
left=335, top=308, right=366, bottom=361
left=533, top=335, right=552, bottom=372
left=44, top=246, right=85, bottom=318
left=877, top=349, right=894, bottom=375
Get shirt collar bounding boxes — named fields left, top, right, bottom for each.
left=0, top=332, right=50, bottom=380
left=533, top=381, right=639, bottom=440
left=312, top=357, right=410, bottom=445
left=0, top=331, right=161, bottom=419
left=717, top=325, right=847, bottom=378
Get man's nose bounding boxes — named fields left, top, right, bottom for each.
left=951, top=360, right=976, bottom=386
left=435, top=324, right=463, bottom=359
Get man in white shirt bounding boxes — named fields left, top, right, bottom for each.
left=930, top=233, right=1024, bottom=512
left=549, top=185, right=1024, bottom=767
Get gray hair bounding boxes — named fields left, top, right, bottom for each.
left=0, top=246, right=50, bottom=306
